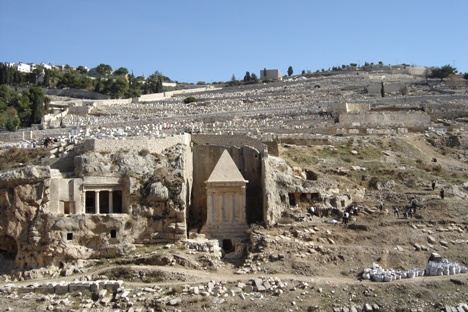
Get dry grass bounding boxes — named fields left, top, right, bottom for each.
left=0, top=147, right=49, bottom=171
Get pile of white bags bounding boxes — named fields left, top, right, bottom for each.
left=362, top=258, right=467, bottom=282
left=362, top=263, right=425, bottom=282
left=425, top=259, right=468, bottom=276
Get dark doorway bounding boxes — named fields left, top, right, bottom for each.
left=113, top=191, right=123, bottom=213
left=288, top=193, right=296, bottom=206
left=0, top=235, right=17, bottom=260
left=100, top=191, right=110, bottom=213
left=222, top=239, right=234, bottom=252
left=0, top=235, right=17, bottom=274
left=85, top=192, right=96, bottom=214
left=64, top=202, right=71, bottom=214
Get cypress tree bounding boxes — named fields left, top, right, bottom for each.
left=381, top=81, right=385, bottom=97
left=0, top=64, right=5, bottom=84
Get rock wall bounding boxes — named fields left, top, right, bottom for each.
left=0, top=143, right=191, bottom=271
left=192, top=134, right=265, bottom=153
left=262, top=156, right=292, bottom=226
left=80, top=134, right=191, bottom=155
left=338, top=111, right=431, bottom=128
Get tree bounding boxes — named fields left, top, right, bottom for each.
left=157, top=79, right=163, bottom=93
left=94, top=77, right=104, bottom=93
left=76, top=66, right=88, bottom=75
left=380, top=81, right=385, bottom=97
left=95, top=64, right=113, bottom=77
left=43, top=69, right=50, bottom=87
left=17, top=89, right=32, bottom=126
left=287, top=66, right=293, bottom=77
left=251, top=73, right=258, bottom=83
left=464, top=73, right=468, bottom=80
left=29, top=86, right=45, bottom=124
left=145, top=74, right=164, bottom=94
left=243, top=71, right=251, bottom=82
left=114, top=67, right=129, bottom=77
left=5, top=114, right=20, bottom=131
left=108, top=77, right=128, bottom=99
left=429, top=65, right=458, bottom=80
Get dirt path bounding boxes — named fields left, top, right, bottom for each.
left=2, top=262, right=466, bottom=289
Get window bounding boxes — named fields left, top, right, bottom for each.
left=110, top=229, right=117, bottom=238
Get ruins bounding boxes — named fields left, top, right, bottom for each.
left=0, top=66, right=467, bottom=311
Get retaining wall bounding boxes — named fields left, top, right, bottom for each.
left=338, top=111, right=431, bottom=128
left=80, top=134, right=191, bottom=154
left=137, top=87, right=222, bottom=103
left=192, top=134, right=266, bottom=153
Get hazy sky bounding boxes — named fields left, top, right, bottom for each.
left=1, top=0, right=466, bottom=83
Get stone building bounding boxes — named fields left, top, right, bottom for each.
left=260, top=69, right=283, bottom=81
left=201, top=150, right=249, bottom=249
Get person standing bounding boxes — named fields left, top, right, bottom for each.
left=393, top=207, right=399, bottom=217
left=432, top=180, right=436, bottom=191
left=440, top=188, right=445, bottom=200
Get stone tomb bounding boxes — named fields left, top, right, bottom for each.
left=201, top=150, right=249, bottom=251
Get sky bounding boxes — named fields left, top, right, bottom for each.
left=1, top=0, right=467, bottom=83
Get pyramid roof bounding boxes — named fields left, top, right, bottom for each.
left=207, top=150, right=247, bottom=183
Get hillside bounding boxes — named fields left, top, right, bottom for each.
left=0, top=68, right=467, bottom=312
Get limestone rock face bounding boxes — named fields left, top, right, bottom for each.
left=0, top=144, right=189, bottom=271
left=147, top=182, right=169, bottom=202
left=263, top=156, right=293, bottom=226
left=0, top=166, right=51, bottom=188
left=0, top=167, right=52, bottom=270
left=74, top=151, right=162, bottom=177
left=263, top=155, right=351, bottom=226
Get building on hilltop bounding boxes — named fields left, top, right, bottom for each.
left=14, top=62, right=33, bottom=73
left=260, top=69, right=282, bottom=81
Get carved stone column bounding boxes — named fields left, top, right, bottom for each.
left=95, top=191, right=100, bottom=214
left=109, top=190, right=113, bottom=214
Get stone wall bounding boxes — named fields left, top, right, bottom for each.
left=367, top=83, right=407, bottom=95
left=346, top=103, right=370, bottom=112
left=136, top=87, right=222, bottom=103
left=80, top=134, right=191, bottom=154
left=422, top=102, right=468, bottom=119
left=0, top=127, right=78, bottom=144
left=192, top=134, right=265, bottom=152
left=338, top=111, right=431, bottom=128
left=404, top=66, right=429, bottom=76
left=332, top=102, right=370, bottom=113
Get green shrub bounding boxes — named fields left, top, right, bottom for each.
left=183, top=96, right=199, bottom=104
